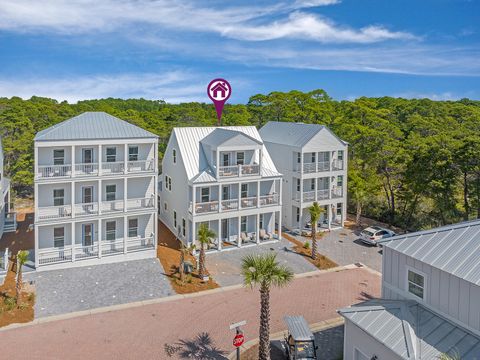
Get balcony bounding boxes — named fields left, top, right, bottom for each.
left=318, top=161, right=330, bottom=172
left=295, top=161, right=331, bottom=174
left=192, top=201, right=220, bottom=214
left=221, top=199, right=239, bottom=211
left=218, top=164, right=260, bottom=178
left=126, top=197, right=155, bottom=211
left=37, top=205, right=72, bottom=221
left=37, top=165, right=72, bottom=179
left=294, top=189, right=332, bottom=203
left=317, top=189, right=330, bottom=200
left=332, top=159, right=344, bottom=171
left=75, top=163, right=99, bottom=177
left=127, top=159, right=155, bottom=173
left=102, top=162, right=124, bottom=174
left=331, top=187, right=344, bottom=198
left=101, top=199, right=124, bottom=214
left=259, top=193, right=280, bottom=207
left=74, top=203, right=99, bottom=217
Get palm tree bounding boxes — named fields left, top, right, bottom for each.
left=15, top=250, right=29, bottom=305
left=242, top=253, right=294, bottom=360
left=197, top=224, right=216, bottom=279
left=308, top=202, right=324, bottom=260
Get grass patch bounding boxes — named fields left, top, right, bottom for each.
left=283, top=232, right=338, bottom=270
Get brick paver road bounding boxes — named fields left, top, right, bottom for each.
left=0, top=267, right=380, bottom=360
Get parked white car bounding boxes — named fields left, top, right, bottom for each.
left=360, top=226, right=395, bottom=246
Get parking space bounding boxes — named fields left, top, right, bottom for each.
left=25, top=258, right=174, bottom=318
left=207, top=238, right=318, bottom=287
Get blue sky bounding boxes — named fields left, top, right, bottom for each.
left=0, top=0, right=479, bottom=103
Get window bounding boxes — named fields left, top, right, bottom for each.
left=173, top=211, right=177, bottom=228
left=106, top=221, right=116, bottom=241
left=53, top=227, right=65, bottom=248
left=310, top=153, right=316, bottom=163
left=182, top=218, right=186, bottom=237
left=168, top=176, right=172, bottom=191
left=236, top=152, right=244, bottom=165
left=310, top=179, right=315, bottom=191
left=128, top=218, right=138, bottom=237
left=259, top=214, right=264, bottom=229
left=338, top=150, right=344, bottom=161
left=53, top=149, right=65, bottom=165
left=164, top=202, right=168, bottom=211
left=337, top=175, right=343, bottom=187
left=296, top=178, right=301, bottom=192
left=105, top=184, right=116, bottom=201
left=222, top=153, right=230, bottom=166
left=173, top=149, right=177, bottom=163
left=296, top=207, right=300, bottom=222
left=297, top=152, right=301, bottom=163
left=128, top=146, right=139, bottom=161
left=408, top=270, right=425, bottom=299
left=222, top=185, right=230, bottom=200
left=201, top=188, right=210, bottom=203
left=241, top=216, right=247, bottom=232
left=241, top=184, right=248, bottom=198
left=337, top=203, right=342, bottom=216
left=53, top=189, right=65, bottom=206
left=106, top=147, right=116, bottom=162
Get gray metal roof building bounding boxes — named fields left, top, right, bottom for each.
left=34, top=112, right=158, bottom=141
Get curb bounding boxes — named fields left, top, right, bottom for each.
left=0, top=264, right=374, bottom=332
left=227, top=317, right=345, bottom=359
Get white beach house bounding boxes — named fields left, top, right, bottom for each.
left=259, top=122, right=348, bottom=231
left=0, top=136, right=16, bottom=240
left=34, top=112, right=158, bottom=269
left=339, top=220, right=480, bottom=359
left=159, top=126, right=282, bottom=251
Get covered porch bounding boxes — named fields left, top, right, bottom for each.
left=293, top=202, right=345, bottom=234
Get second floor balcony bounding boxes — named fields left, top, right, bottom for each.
left=293, top=187, right=343, bottom=203
left=189, top=193, right=279, bottom=215
left=218, top=164, right=260, bottom=178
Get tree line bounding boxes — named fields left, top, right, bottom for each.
left=1, top=91, right=479, bottom=231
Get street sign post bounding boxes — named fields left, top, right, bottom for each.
left=230, top=320, right=246, bottom=360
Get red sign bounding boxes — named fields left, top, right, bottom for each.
left=233, top=333, right=245, bottom=347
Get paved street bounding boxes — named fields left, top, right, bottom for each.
left=0, top=267, right=380, bottom=360
left=208, top=238, right=317, bottom=286
left=289, top=228, right=383, bottom=272
left=25, top=258, right=174, bottom=317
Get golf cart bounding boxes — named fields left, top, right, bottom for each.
left=284, top=316, right=318, bottom=360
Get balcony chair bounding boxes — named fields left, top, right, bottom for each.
left=259, top=229, right=271, bottom=240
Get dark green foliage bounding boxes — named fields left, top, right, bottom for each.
left=1, top=91, right=479, bottom=230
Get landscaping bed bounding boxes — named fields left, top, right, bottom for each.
left=283, top=232, right=338, bottom=270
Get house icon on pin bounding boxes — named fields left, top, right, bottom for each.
left=211, top=82, right=228, bottom=99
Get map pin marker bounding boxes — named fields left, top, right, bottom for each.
left=207, top=78, right=232, bottom=125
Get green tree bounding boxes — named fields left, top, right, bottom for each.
left=15, top=250, right=29, bottom=305
left=242, top=254, right=294, bottom=360
left=308, top=202, right=324, bottom=260
left=196, top=224, right=216, bottom=279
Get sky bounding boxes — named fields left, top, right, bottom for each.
left=0, top=0, right=479, bottom=103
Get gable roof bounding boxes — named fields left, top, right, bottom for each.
left=379, top=219, right=480, bottom=286
left=339, top=300, right=480, bottom=359
left=35, top=112, right=158, bottom=141
left=259, top=121, right=348, bottom=148
left=171, top=126, right=280, bottom=182
left=200, top=128, right=262, bottom=148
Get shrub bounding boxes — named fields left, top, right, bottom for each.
left=303, top=241, right=310, bottom=250
left=18, top=302, right=28, bottom=311
left=4, top=296, right=16, bottom=311
left=27, top=292, right=36, bottom=303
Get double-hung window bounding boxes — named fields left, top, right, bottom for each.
left=241, top=216, right=247, bottom=233
left=337, top=176, right=343, bottom=187
left=106, top=147, right=117, bottom=162
left=336, top=203, right=342, bottom=216
left=182, top=218, right=186, bottom=237
left=105, top=185, right=116, bottom=201
left=338, top=150, right=344, bottom=161
left=173, top=149, right=177, bottom=164
left=201, top=188, right=210, bottom=203
left=106, top=221, right=116, bottom=241
left=173, top=211, right=177, bottom=228
left=296, top=179, right=301, bottom=192
left=53, top=227, right=65, bottom=248
left=128, top=146, right=139, bottom=161
left=53, top=189, right=65, bottom=206
left=53, top=150, right=65, bottom=165
left=407, top=269, right=425, bottom=300
left=241, top=184, right=248, bottom=198
left=236, top=152, right=244, bottom=165
left=128, top=218, right=138, bottom=237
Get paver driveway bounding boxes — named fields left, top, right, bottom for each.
left=0, top=267, right=381, bottom=360
left=208, top=238, right=317, bottom=286
left=25, top=258, right=174, bottom=317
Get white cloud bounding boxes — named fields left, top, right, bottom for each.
left=293, top=0, right=340, bottom=8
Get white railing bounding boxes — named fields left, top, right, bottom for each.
left=221, top=199, right=239, bottom=211
left=127, top=159, right=155, bottom=173
left=318, top=161, right=330, bottom=172
left=127, top=197, right=155, bottom=210
left=102, top=162, right=124, bottom=174
left=75, top=202, right=99, bottom=217
left=259, top=193, right=279, bottom=207
left=38, top=247, right=72, bottom=265
left=332, top=187, right=343, bottom=198
left=37, top=205, right=72, bottom=221
left=37, top=165, right=72, bottom=179
left=303, top=191, right=316, bottom=202
left=317, top=189, right=330, bottom=200
left=193, top=201, right=219, bottom=214
left=101, top=239, right=125, bottom=256
left=75, top=244, right=99, bottom=260
left=75, top=163, right=99, bottom=176
left=332, top=159, right=344, bottom=171
left=241, top=196, right=257, bottom=209
left=126, top=237, right=155, bottom=252
left=219, top=165, right=239, bottom=178
left=0, top=248, right=9, bottom=271
left=303, top=162, right=317, bottom=173
left=240, top=164, right=260, bottom=176
left=101, top=199, right=124, bottom=213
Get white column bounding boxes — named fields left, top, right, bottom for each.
left=71, top=181, right=75, bottom=218
left=124, top=144, right=128, bottom=174
left=257, top=181, right=260, bottom=208
left=98, top=144, right=102, bottom=176
left=71, top=145, right=75, bottom=177
left=123, top=215, right=128, bottom=254
left=237, top=216, right=242, bottom=247
left=277, top=211, right=282, bottom=240
left=256, top=214, right=260, bottom=244
left=98, top=218, right=102, bottom=258
left=34, top=145, right=39, bottom=179
left=192, top=186, right=196, bottom=216
left=154, top=140, right=159, bottom=174
left=299, top=207, right=303, bottom=229
left=217, top=220, right=222, bottom=251
left=238, top=183, right=242, bottom=210
left=98, top=179, right=102, bottom=215
left=258, top=149, right=263, bottom=172
left=154, top=209, right=158, bottom=251
left=328, top=205, right=332, bottom=230
left=124, top=177, right=128, bottom=212
left=314, top=178, right=318, bottom=201
left=71, top=222, right=76, bottom=262
left=34, top=223, right=39, bottom=268
left=191, top=221, right=196, bottom=253
left=218, top=184, right=222, bottom=213
left=299, top=177, right=304, bottom=206
left=279, top=178, right=283, bottom=206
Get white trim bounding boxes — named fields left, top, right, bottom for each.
left=405, top=265, right=427, bottom=302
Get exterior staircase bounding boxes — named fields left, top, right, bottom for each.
left=4, top=212, right=17, bottom=233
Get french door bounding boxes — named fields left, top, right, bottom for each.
left=82, top=223, right=94, bottom=247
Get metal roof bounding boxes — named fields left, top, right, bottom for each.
left=339, top=300, right=480, bottom=359
left=380, top=219, right=480, bottom=286
left=284, top=316, right=314, bottom=341
left=259, top=121, right=348, bottom=148
left=200, top=128, right=261, bottom=148
left=172, top=126, right=280, bottom=182
left=34, top=112, right=158, bottom=141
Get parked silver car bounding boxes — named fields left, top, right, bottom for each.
left=360, top=226, right=395, bottom=246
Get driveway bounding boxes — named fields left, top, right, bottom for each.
left=288, top=228, right=383, bottom=272
left=207, top=238, right=317, bottom=286
left=0, top=267, right=380, bottom=360
left=25, top=258, right=174, bottom=317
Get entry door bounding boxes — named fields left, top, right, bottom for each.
left=82, top=148, right=93, bottom=163
left=222, top=153, right=230, bottom=166
left=82, top=223, right=94, bottom=246
left=82, top=186, right=94, bottom=204
left=222, top=185, right=230, bottom=200
left=221, top=219, right=228, bottom=241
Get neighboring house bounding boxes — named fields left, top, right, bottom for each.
left=34, top=112, right=158, bottom=269
left=159, top=126, right=282, bottom=251
left=0, top=136, right=16, bottom=241
left=259, top=122, right=348, bottom=231
left=339, top=220, right=480, bottom=360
